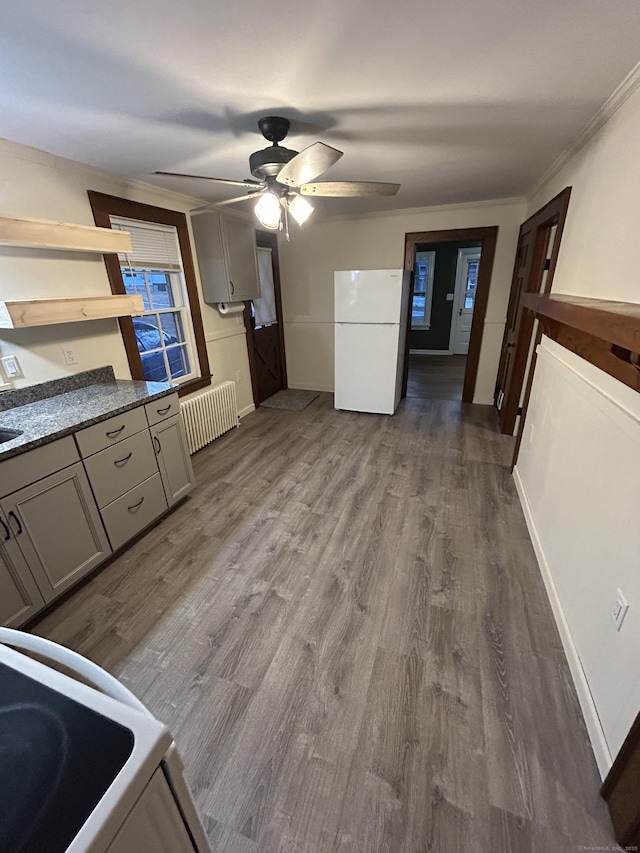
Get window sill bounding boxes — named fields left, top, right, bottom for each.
left=177, top=374, right=212, bottom=398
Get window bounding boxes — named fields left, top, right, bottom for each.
left=464, top=259, right=479, bottom=310
left=112, top=217, right=196, bottom=384
left=88, top=192, right=210, bottom=396
left=411, top=250, right=436, bottom=328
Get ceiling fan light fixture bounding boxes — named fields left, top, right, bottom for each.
left=287, top=194, right=314, bottom=226
left=254, top=192, right=281, bottom=230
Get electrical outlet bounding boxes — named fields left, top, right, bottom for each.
left=62, top=347, right=78, bottom=365
left=0, top=355, right=22, bottom=378
left=235, top=370, right=241, bottom=382
left=612, top=589, right=629, bottom=631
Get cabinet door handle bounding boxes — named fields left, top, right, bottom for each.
left=106, top=424, right=126, bottom=438
left=153, top=436, right=161, bottom=455
left=8, top=511, right=22, bottom=537
left=0, top=517, right=10, bottom=541
left=157, top=404, right=171, bottom=415
left=230, top=280, right=235, bottom=294
left=113, top=451, right=133, bottom=466
left=127, top=497, right=145, bottom=513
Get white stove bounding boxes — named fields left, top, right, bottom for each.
left=0, top=628, right=211, bottom=853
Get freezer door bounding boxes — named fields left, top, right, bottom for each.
left=334, top=323, right=401, bottom=415
left=334, top=270, right=405, bottom=324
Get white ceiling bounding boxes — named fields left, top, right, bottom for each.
left=2, top=0, right=640, bottom=217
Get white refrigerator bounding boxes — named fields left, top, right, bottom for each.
left=334, top=269, right=411, bottom=415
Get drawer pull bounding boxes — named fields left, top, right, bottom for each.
left=113, top=452, right=133, bottom=467
left=0, top=517, right=10, bottom=541
left=127, top=497, right=145, bottom=513
left=153, top=436, right=161, bottom=455
left=106, top=424, right=126, bottom=438
left=8, top=511, right=23, bottom=537
left=156, top=404, right=171, bottom=415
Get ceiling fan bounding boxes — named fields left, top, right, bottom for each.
left=155, top=116, right=400, bottom=231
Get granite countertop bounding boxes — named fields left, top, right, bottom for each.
left=0, top=367, right=176, bottom=462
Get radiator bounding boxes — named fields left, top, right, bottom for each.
left=181, top=381, right=239, bottom=454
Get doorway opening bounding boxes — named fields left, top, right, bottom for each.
left=403, top=226, right=499, bottom=403
left=244, top=230, right=288, bottom=405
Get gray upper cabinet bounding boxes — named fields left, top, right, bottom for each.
left=151, top=415, right=194, bottom=507
left=0, top=517, right=45, bottom=627
left=191, top=211, right=261, bottom=303
left=0, top=462, right=111, bottom=602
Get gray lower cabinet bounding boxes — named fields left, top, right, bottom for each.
left=0, top=394, right=195, bottom=627
left=150, top=415, right=194, bottom=506
left=0, top=462, right=111, bottom=602
left=101, top=473, right=168, bottom=552
left=0, top=520, right=45, bottom=626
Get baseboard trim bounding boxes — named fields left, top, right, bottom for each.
left=238, top=403, right=256, bottom=419
left=513, top=465, right=612, bottom=779
left=287, top=383, right=334, bottom=393
left=410, top=349, right=454, bottom=355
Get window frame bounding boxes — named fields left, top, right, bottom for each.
left=411, top=250, right=436, bottom=329
left=88, top=191, right=211, bottom=397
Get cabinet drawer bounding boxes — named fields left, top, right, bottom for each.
left=75, top=407, right=147, bottom=458
left=84, top=430, right=158, bottom=508
left=0, top=436, right=79, bottom=497
left=145, top=393, right=180, bottom=427
left=101, top=473, right=167, bottom=552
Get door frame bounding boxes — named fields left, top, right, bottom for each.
left=449, top=247, right=482, bottom=355
left=496, top=187, right=571, bottom=435
left=243, top=231, right=288, bottom=405
left=402, top=226, right=499, bottom=403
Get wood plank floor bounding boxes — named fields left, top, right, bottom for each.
left=407, top=353, right=467, bottom=401
left=32, top=394, right=614, bottom=852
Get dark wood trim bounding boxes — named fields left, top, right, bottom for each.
left=257, top=231, right=288, bottom=389
left=499, top=187, right=571, bottom=435
left=243, top=300, right=260, bottom=407
left=523, top=293, right=640, bottom=351
left=602, top=710, right=640, bottom=846
left=522, top=293, right=640, bottom=392
left=402, top=226, right=499, bottom=403
left=243, top=230, right=288, bottom=406
left=87, top=191, right=211, bottom=392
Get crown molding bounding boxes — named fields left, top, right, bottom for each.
left=530, top=60, right=640, bottom=196
left=316, top=195, right=526, bottom=225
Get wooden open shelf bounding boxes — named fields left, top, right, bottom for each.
left=524, top=293, right=640, bottom=392
left=0, top=214, right=132, bottom=254
left=0, top=296, right=144, bottom=329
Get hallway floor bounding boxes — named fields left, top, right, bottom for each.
left=32, top=394, right=614, bottom=852
left=407, top=352, right=467, bottom=401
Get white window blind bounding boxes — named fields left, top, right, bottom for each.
left=111, top=216, right=182, bottom=271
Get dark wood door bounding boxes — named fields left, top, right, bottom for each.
left=244, top=231, right=288, bottom=405
left=495, top=188, right=571, bottom=434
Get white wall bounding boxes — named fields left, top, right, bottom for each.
left=514, top=74, right=640, bottom=774
left=277, top=199, right=526, bottom=403
left=0, top=138, right=254, bottom=416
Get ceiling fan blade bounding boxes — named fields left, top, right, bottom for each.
left=154, top=171, right=263, bottom=187
left=276, top=142, right=343, bottom=188
left=300, top=181, right=400, bottom=198
left=214, top=192, right=265, bottom=207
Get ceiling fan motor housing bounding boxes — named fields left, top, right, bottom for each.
left=249, top=145, right=299, bottom=180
